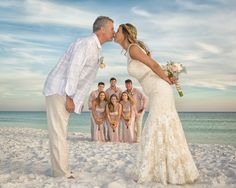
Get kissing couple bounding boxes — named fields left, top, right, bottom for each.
left=43, top=16, right=199, bottom=185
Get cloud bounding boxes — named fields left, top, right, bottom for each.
left=195, top=42, right=221, bottom=54
left=0, top=32, right=65, bottom=44
left=0, top=0, right=236, bottom=111
left=125, top=3, right=236, bottom=92
left=0, top=0, right=98, bottom=28
left=131, top=7, right=151, bottom=17
left=0, top=68, right=46, bottom=97
left=184, top=79, right=236, bottom=90
left=175, top=0, right=213, bottom=11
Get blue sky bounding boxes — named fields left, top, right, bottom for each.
left=0, top=0, right=236, bottom=112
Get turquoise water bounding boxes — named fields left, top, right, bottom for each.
left=0, top=111, right=235, bottom=145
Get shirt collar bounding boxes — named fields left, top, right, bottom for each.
left=127, top=88, right=134, bottom=95
left=127, top=88, right=134, bottom=92
left=93, top=33, right=102, bottom=49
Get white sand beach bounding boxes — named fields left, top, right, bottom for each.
left=0, top=127, right=235, bottom=188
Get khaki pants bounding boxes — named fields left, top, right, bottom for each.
left=46, top=95, right=71, bottom=177
left=134, top=111, right=145, bottom=143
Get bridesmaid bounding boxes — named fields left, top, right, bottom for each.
left=120, top=91, right=136, bottom=143
left=91, top=91, right=107, bottom=142
left=106, top=94, right=122, bottom=142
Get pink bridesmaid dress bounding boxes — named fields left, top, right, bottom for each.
left=121, top=101, right=135, bottom=143
left=107, top=105, right=121, bottom=142
left=92, top=102, right=106, bottom=142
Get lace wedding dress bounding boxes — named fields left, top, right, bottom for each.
left=127, top=44, right=199, bottom=184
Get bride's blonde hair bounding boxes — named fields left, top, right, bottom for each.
left=120, top=23, right=150, bottom=56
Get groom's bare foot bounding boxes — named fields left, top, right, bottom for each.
left=67, top=175, right=75, bottom=179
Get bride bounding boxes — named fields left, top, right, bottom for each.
left=114, top=23, right=199, bottom=185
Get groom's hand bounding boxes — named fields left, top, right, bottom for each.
left=66, top=95, right=75, bottom=113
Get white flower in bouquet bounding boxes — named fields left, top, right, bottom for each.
left=162, top=61, right=186, bottom=97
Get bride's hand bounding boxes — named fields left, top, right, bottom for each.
left=165, top=76, right=177, bottom=85
left=170, top=76, right=178, bottom=84
left=165, top=77, right=173, bottom=85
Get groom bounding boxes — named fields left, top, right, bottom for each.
left=43, top=16, right=114, bottom=178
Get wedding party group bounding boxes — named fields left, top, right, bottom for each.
left=88, top=78, right=147, bottom=143
left=43, top=16, right=199, bottom=184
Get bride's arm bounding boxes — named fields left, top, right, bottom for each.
left=129, top=45, right=172, bottom=84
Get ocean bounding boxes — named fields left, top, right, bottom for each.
left=0, top=111, right=235, bottom=145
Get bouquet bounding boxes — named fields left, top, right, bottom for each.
left=123, top=115, right=130, bottom=129
left=96, top=118, right=103, bottom=131
left=162, top=61, right=186, bottom=97
left=111, top=121, right=116, bottom=132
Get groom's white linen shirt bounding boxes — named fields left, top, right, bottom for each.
left=43, top=34, right=101, bottom=114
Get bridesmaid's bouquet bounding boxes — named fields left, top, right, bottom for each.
left=162, top=61, right=186, bottom=97
left=124, top=115, right=130, bottom=129
left=111, top=121, right=116, bottom=132
left=96, top=118, right=103, bottom=131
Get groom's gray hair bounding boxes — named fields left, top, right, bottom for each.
left=93, top=16, right=113, bottom=33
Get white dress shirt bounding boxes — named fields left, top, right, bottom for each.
left=105, top=87, right=123, bottom=100
left=43, top=34, right=102, bottom=114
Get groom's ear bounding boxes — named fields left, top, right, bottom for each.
left=101, top=27, right=106, bottom=33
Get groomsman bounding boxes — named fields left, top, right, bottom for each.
left=88, top=82, right=105, bottom=140
left=105, top=77, right=122, bottom=100
left=43, top=16, right=114, bottom=178
left=125, top=79, right=147, bottom=143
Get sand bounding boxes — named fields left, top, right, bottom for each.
left=0, top=127, right=235, bottom=188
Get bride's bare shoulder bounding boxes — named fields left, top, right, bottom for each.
left=129, top=44, right=146, bottom=59
left=129, top=44, right=141, bottom=52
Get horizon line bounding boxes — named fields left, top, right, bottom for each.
left=0, top=111, right=235, bottom=113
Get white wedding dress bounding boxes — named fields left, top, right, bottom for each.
left=127, top=44, right=199, bottom=184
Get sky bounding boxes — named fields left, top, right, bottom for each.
left=0, top=0, right=236, bottom=112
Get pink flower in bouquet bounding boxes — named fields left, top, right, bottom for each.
left=171, top=64, right=178, bottom=72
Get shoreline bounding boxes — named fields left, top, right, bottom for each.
left=1, top=127, right=236, bottom=187
left=1, top=126, right=236, bottom=146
